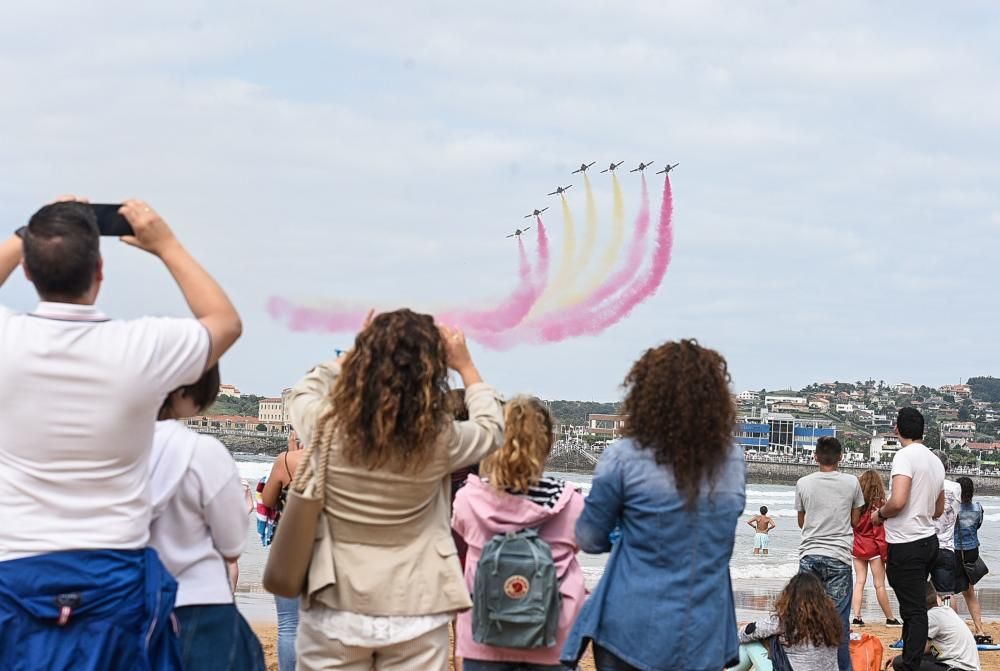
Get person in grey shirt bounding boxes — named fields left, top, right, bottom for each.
left=795, top=437, right=865, bottom=671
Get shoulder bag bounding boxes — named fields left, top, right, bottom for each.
left=262, top=432, right=332, bottom=598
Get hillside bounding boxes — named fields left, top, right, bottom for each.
left=545, top=399, right=621, bottom=427
left=208, top=394, right=264, bottom=418
left=969, top=377, right=1000, bottom=403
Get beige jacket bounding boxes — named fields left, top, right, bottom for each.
left=286, top=359, right=504, bottom=616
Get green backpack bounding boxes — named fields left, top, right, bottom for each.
left=472, top=528, right=561, bottom=649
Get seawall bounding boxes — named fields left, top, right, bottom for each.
left=745, top=461, right=1000, bottom=495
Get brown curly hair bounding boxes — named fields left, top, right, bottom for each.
left=858, top=469, right=886, bottom=513
left=312, top=309, right=450, bottom=472
left=775, top=573, right=843, bottom=648
left=621, top=339, right=735, bottom=507
left=482, top=396, right=554, bottom=493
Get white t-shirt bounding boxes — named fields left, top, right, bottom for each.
left=0, top=303, right=210, bottom=561
left=884, top=442, right=945, bottom=545
left=928, top=605, right=980, bottom=671
left=149, top=421, right=247, bottom=607
left=935, top=480, right=962, bottom=551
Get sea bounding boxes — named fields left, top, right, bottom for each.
left=231, top=456, right=1000, bottom=624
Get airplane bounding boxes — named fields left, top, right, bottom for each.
left=547, top=185, right=573, bottom=196
left=599, top=161, right=624, bottom=173
left=656, top=163, right=679, bottom=174
left=506, top=227, right=532, bottom=239
left=523, top=207, right=549, bottom=219
left=630, top=161, right=655, bottom=173
left=571, top=162, right=596, bottom=174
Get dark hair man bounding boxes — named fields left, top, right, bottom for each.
left=0, top=198, right=242, bottom=669
left=795, top=436, right=865, bottom=671
left=747, top=505, right=775, bottom=555
left=872, top=408, right=946, bottom=671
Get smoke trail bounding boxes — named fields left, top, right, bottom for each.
left=526, top=194, right=576, bottom=316
left=538, top=174, right=673, bottom=341
left=555, top=174, right=599, bottom=307
left=534, top=216, right=550, bottom=288
left=571, top=172, right=626, bottom=302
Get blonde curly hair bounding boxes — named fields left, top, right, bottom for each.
left=481, top=396, right=554, bottom=493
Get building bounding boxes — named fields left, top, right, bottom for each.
left=967, top=442, right=1000, bottom=453
left=737, top=390, right=760, bottom=402
left=940, top=384, right=972, bottom=399
left=870, top=433, right=901, bottom=463
left=894, top=383, right=915, bottom=395
left=258, top=397, right=284, bottom=422
left=808, top=398, right=831, bottom=412
left=218, top=384, right=241, bottom=398
left=835, top=403, right=855, bottom=414
left=185, top=415, right=261, bottom=431
left=280, top=387, right=293, bottom=424
left=588, top=414, right=627, bottom=439
left=942, top=421, right=976, bottom=434
left=734, top=413, right=836, bottom=454
left=764, top=395, right=807, bottom=408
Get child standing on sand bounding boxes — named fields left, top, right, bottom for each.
left=748, top=506, right=776, bottom=555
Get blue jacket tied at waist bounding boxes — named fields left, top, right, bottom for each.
left=0, top=548, right=181, bottom=671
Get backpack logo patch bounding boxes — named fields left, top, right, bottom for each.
left=503, top=575, right=530, bottom=600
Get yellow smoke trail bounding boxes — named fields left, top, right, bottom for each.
left=572, top=172, right=626, bottom=301
left=556, top=174, right=598, bottom=307
left=527, top=194, right=576, bottom=318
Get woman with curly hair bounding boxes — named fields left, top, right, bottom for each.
left=851, top=470, right=902, bottom=627
left=730, top=572, right=841, bottom=671
left=284, top=309, right=504, bottom=670
left=561, top=339, right=746, bottom=671
left=451, top=396, right=586, bottom=671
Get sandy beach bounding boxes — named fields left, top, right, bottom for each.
left=250, top=621, right=1000, bottom=670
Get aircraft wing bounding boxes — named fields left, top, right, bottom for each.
left=524, top=226, right=532, bottom=232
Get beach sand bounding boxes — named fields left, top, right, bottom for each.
left=250, top=622, right=1000, bottom=670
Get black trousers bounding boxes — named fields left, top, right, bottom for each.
left=887, top=534, right=939, bottom=671
left=891, top=653, right=952, bottom=670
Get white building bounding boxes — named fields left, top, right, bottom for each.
left=737, top=390, right=760, bottom=402
left=870, top=434, right=902, bottom=462
left=942, top=421, right=976, bottom=433
left=835, top=403, right=855, bottom=413
left=258, top=398, right=284, bottom=422
left=894, top=383, right=915, bottom=395
left=764, top=395, right=807, bottom=408
left=219, top=383, right=241, bottom=398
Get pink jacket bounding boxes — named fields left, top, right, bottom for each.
left=451, top=474, right=586, bottom=665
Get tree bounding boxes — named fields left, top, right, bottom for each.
left=256, top=423, right=266, bottom=432
left=924, top=426, right=943, bottom=450
left=958, top=406, right=971, bottom=421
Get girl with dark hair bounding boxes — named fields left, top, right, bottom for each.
left=730, top=573, right=841, bottom=671
left=561, top=340, right=746, bottom=671
left=285, top=309, right=504, bottom=670
left=954, top=476, right=989, bottom=643
left=851, top=470, right=901, bottom=627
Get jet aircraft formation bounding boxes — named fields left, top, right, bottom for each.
left=505, top=160, right=676, bottom=239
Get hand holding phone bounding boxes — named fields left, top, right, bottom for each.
left=117, top=200, right=180, bottom=257
left=90, top=204, right=134, bottom=237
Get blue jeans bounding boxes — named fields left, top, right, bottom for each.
left=175, top=604, right=265, bottom=671
left=462, top=660, right=565, bottom=670
left=275, top=595, right=300, bottom=671
left=800, top=555, right=852, bottom=671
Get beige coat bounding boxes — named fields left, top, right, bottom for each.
left=286, top=359, right=504, bottom=616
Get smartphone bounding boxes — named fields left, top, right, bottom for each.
left=90, top=204, right=134, bottom=237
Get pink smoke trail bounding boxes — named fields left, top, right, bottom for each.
left=537, top=174, right=673, bottom=341
left=268, top=296, right=368, bottom=333
left=533, top=216, right=550, bottom=289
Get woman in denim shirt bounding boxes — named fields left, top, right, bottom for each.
left=561, top=340, right=746, bottom=671
left=953, top=476, right=989, bottom=642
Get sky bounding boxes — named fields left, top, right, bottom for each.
left=1, top=2, right=998, bottom=401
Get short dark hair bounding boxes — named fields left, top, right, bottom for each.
left=926, top=581, right=939, bottom=609
left=958, top=476, right=975, bottom=504
left=161, top=365, right=220, bottom=417
left=815, top=436, right=843, bottom=466
left=760, top=505, right=768, bottom=515
left=896, top=407, right=925, bottom=440
left=22, top=203, right=101, bottom=301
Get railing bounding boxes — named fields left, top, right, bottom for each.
left=550, top=439, right=600, bottom=466
left=189, top=426, right=290, bottom=438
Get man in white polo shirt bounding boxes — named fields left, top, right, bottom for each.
left=0, top=198, right=242, bottom=669
left=872, top=408, right=945, bottom=671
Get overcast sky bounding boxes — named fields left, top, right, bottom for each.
left=1, top=2, right=997, bottom=401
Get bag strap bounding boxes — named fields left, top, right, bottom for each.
left=288, top=412, right=332, bottom=503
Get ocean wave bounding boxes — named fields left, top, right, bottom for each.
left=984, top=513, right=1000, bottom=522
left=730, top=562, right=800, bottom=581
left=743, top=508, right=798, bottom=518
left=746, top=489, right=795, bottom=498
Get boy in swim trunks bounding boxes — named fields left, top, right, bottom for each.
left=748, top=506, right=775, bottom=555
